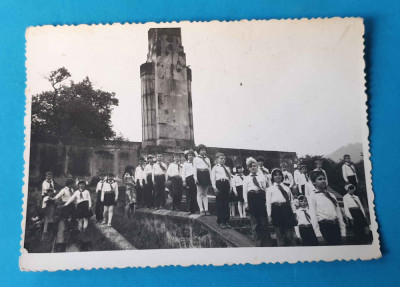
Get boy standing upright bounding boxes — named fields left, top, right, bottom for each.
left=256, top=156, right=271, bottom=187
left=144, top=155, right=155, bottom=208
left=298, top=165, right=313, bottom=198
left=95, top=173, right=106, bottom=222
left=167, top=154, right=184, bottom=211
left=182, top=149, right=198, bottom=214
left=243, top=157, right=272, bottom=247
left=134, top=157, right=146, bottom=208
left=211, top=153, right=232, bottom=229
left=152, top=153, right=168, bottom=210
left=280, top=162, right=294, bottom=189
left=342, top=154, right=359, bottom=190
left=308, top=170, right=346, bottom=245
left=42, top=171, right=55, bottom=196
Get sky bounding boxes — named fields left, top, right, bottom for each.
left=26, top=19, right=366, bottom=157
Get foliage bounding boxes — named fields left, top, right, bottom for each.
left=298, top=155, right=365, bottom=195
left=31, top=67, right=119, bottom=140
left=112, top=132, right=129, bottom=142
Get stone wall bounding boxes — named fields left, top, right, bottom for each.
left=28, top=135, right=296, bottom=188
left=111, top=209, right=255, bottom=249
left=28, top=135, right=142, bottom=185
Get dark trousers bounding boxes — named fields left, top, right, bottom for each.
left=95, top=191, right=104, bottom=221
left=248, top=191, right=272, bottom=247
left=154, top=175, right=166, bottom=208
left=136, top=181, right=143, bottom=207
left=216, top=180, right=230, bottom=224
left=171, top=177, right=183, bottom=211
left=144, top=175, right=154, bottom=208
left=275, top=226, right=296, bottom=246
left=319, top=220, right=342, bottom=245
left=299, top=225, right=319, bottom=246
left=350, top=208, right=369, bottom=243
left=186, top=176, right=198, bottom=213
left=300, top=184, right=306, bottom=196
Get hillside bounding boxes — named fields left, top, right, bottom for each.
left=326, top=142, right=364, bottom=162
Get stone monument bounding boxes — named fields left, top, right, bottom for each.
left=140, top=28, right=194, bottom=154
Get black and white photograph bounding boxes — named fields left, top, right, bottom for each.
left=20, top=18, right=380, bottom=271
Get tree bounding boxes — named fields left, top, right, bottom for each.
left=31, top=67, right=119, bottom=140
left=298, top=155, right=366, bottom=196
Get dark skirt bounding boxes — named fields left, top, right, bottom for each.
left=197, top=170, right=211, bottom=186
left=229, top=190, right=238, bottom=202
left=76, top=201, right=91, bottom=219
left=350, top=208, right=368, bottom=228
left=271, top=203, right=297, bottom=227
left=61, top=203, right=76, bottom=219
left=235, top=185, right=244, bottom=203
left=104, top=192, right=116, bottom=206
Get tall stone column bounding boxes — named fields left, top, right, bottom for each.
left=140, top=28, right=195, bottom=151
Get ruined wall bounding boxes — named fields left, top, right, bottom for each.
left=29, top=135, right=142, bottom=185
left=141, top=28, right=194, bottom=148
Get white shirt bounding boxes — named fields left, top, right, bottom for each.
left=193, top=156, right=211, bottom=182
left=144, top=164, right=154, bottom=184
left=135, top=165, right=146, bottom=185
left=343, top=193, right=365, bottom=219
left=342, top=163, right=358, bottom=183
left=232, top=174, right=244, bottom=187
left=309, top=189, right=346, bottom=236
left=55, top=186, right=73, bottom=202
left=181, top=161, right=195, bottom=183
left=282, top=171, right=294, bottom=188
left=295, top=207, right=322, bottom=237
left=152, top=162, right=168, bottom=181
left=65, top=189, right=92, bottom=208
left=257, top=167, right=271, bottom=186
left=314, top=168, right=328, bottom=185
left=96, top=180, right=105, bottom=193
left=42, top=180, right=55, bottom=195
left=211, top=164, right=232, bottom=189
left=242, top=173, right=267, bottom=204
left=167, top=162, right=183, bottom=178
left=266, top=183, right=296, bottom=217
left=297, top=173, right=310, bottom=186
left=101, top=180, right=119, bottom=201
left=293, top=169, right=301, bottom=186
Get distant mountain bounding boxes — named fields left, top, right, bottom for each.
left=326, top=143, right=364, bottom=162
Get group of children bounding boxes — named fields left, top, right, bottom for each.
left=41, top=172, right=93, bottom=233
left=36, top=146, right=370, bottom=247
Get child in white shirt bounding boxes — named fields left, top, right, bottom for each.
left=64, top=180, right=92, bottom=231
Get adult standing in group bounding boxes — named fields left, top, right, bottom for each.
left=193, top=144, right=212, bottom=216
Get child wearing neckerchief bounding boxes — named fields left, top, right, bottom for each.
left=64, top=180, right=92, bottom=231
left=101, top=173, right=119, bottom=226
